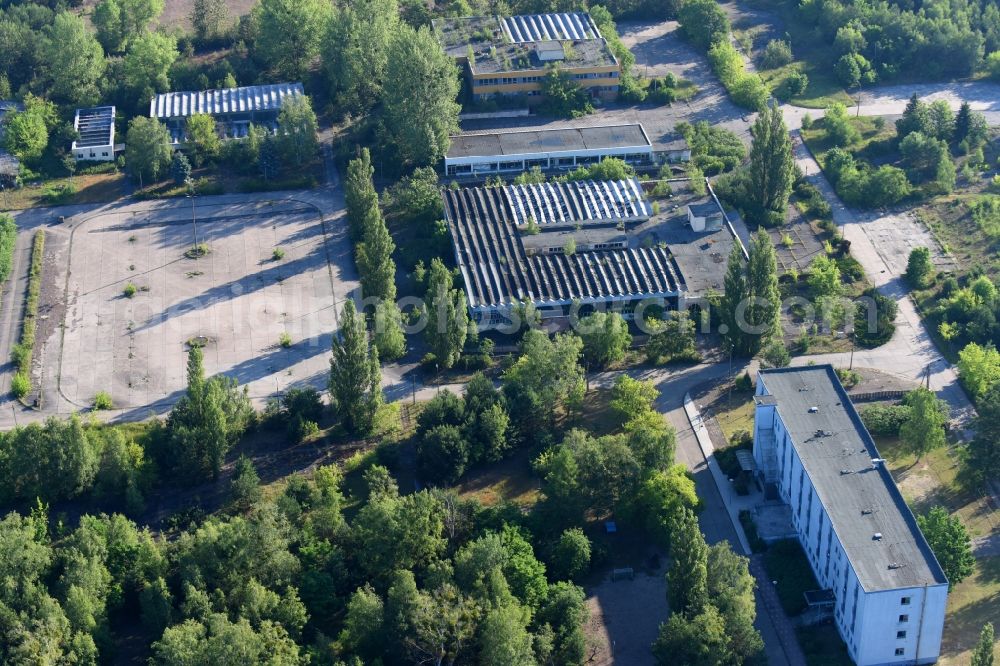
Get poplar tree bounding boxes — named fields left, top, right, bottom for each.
left=666, top=508, right=709, bottom=615
left=747, top=100, right=794, bottom=226
left=425, top=258, right=469, bottom=369
left=721, top=243, right=751, bottom=356
left=356, top=199, right=397, bottom=302
left=329, top=299, right=383, bottom=435
left=345, top=149, right=378, bottom=241
left=746, top=229, right=781, bottom=345
left=971, top=622, right=995, bottom=666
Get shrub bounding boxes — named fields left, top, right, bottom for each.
left=272, top=247, right=285, bottom=261
left=93, top=391, right=113, bottom=410
left=860, top=403, right=911, bottom=435
left=123, top=282, right=137, bottom=298
left=760, top=39, right=793, bottom=69
left=0, top=215, right=16, bottom=283
left=279, top=331, right=292, bottom=348
left=10, top=372, right=30, bottom=398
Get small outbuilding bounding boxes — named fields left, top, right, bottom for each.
left=72, top=106, right=116, bottom=162
left=686, top=201, right=724, bottom=232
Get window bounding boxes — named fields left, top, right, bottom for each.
left=895, top=648, right=905, bottom=656
left=901, top=596, right=911, bottom=605
left=897, top=630, right=907, bottom=639
left=899, top=614, right=909, bottom=623
left=102, top=152, right=108, bottom=157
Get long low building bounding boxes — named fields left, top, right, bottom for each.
left=149, top=82, right=303, bottom=145
left=443, top=178, right=685, bottom=328
left=753, top=366, right=948, bottom=666
left=444, top=124, right=653, bottom=176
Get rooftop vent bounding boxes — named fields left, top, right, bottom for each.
left=873, top=533, right=883, bottom=541
left=861, top=509, right=874, bottom=515
left=808, top=406, right=819, bottom=413
left=840, top=469, right=853, bottom=475
left=871, top=458, right=886, bottom=468
left=888, top=563, right=905, bottom=570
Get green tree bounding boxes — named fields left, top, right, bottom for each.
left=502, top=330, right=584, bottom=439
left=653, top=605, right=728, bottom=666
left=151, top=614, right=302, bottom=664
left=678, top=0, right=730, bottom=50
left=896, top=94, right=931, bottom=140
left=190, top=0, right=231, bottom=43
left=418, top=424, right=469, bottom=485
left=93, top=0, right=165, bottom=52
left=646, top=309, right=697, bottom=363
left=958, top=342, right=1000, bottom=399
left=324, top=0, right=398, bottom=113
left=480, top=603, right=536, bottom=666
left=824, top=102, right=861, bottom=147
left=125, top=117, right=172, bottom=183
left=329, top=299, right=382, bottom=435
left=707, top=543, right=763, bottom=662
left=610, top=375, right=658, bottom=423
left=539, top=66, right=594, bottom=119
left=721, top=243, right=752, bottom=356
left=407, top=584, right=480, bottom=665
left=900, top=387, right=947, bottom=460
left=550, top=528, right=591, bottom=581
left=967, top=382, right=1000, bottom=482
left=345, top=148, right=379, bottom=241
left=954, top=101, right=974, bottom=146
left=41, top=12, right=106, bottom=106
left=747, top=102, right=794, bottom=226
left=971, top=622, right=995, bottom=666
left=252, top=0, right=332, bottom=79
left=906, top=246, right=933, bottom=288
left=807, top=255, right=842, bottom=298
left=340, top=584, right=385, bottom=658
left=917, top=506, right=975, bottom=589
left=746, top=229, right=781, bottom=346
left=163, top=346, right=253, bottom=481
left=123, top=31, right=178, bottom=101
left=186, top=113, right=221, bottom=166
left=230, top=454, right=262, bottom=510
left=424, top=258, right=469, bottom=369
left=356, top=192, right=397, bottom=302
left=373, top=300, right=406, bottom=361
left=171, top=151, right=192, bottom=186
left=383, top=24, right=461, bottom=165
left=353, top=489, right=446, bottom=580
left=578, top=311, right=631, bottom=368
left=1, top=109, right=48, bottom=164
left=667, top=507, right=709, bottom=615
left=276, top=95, right=318, bottom=166
left=835, top=52, right=874, bottom=88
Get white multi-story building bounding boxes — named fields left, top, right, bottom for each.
left=72, top=106, right=116, bottom=162
left=752, top=366, right=948, bottom=666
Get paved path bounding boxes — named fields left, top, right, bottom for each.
left=791, top=133, right=977, bottom=428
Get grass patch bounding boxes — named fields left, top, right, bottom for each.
left=939, top=555, right=1000, bottom=665
left=0, top=215, right=17, bottom=285
left=11, top=230, right=44, bottom=400
left=455, top=447, right=541, bottom=508
left=763, top=539, right=819, bottom=616
left=0, top=172, right=127, bottom=210
left=800, top=115, right=896, bottom=168
left=184, top=243, right=210, bottom=259
left=712, top=391, right=755, bottom=444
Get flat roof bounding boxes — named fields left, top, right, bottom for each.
left=433, top=14, right=618, bottom=74
left=758, top=366, right=948, bottom=591
left=73, top=106, right=115, bottom=149
left=443, top=182, right=684, bottom=309
left=447, top=124, right=651, bottom=160
left=150, top=82, right=303, bottom=119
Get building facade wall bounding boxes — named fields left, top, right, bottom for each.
left=753, top=379, right=947, bottom=666
left=74, top=145, right=114, bottom=162
left=470, top=66, right=620, bottom=100
left=444, top=145, right=652, bottom=175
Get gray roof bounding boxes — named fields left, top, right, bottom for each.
left=687, top=202, right=723, bottom=218
left=500, top=13, right=602, bottom=43
left=448, top=124, right=651, bottom=160
left=149, top=83, right=303, bottom=119
left=73, top=106, right=115, bottom=149
left=443, top=183, right=684, bottom=308
left=758, top=366, right=948, bottom=591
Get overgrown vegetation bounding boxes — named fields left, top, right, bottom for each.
left=10, top=230, right=44, bottom=399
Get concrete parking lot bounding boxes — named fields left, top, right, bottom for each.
left=36, top=195, right=353, bottom=415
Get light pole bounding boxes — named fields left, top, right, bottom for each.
left=185, top=177, right=199, bottom=252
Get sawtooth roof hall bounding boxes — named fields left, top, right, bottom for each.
left=443, top=179, right=685, bottom=328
